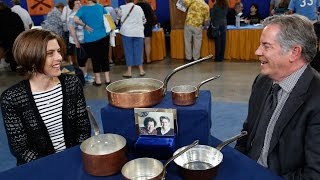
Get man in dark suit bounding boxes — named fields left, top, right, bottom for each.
left=235, top=14, right=320, bottom=179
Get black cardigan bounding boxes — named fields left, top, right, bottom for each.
left=0, top=74, right=91, bottom=165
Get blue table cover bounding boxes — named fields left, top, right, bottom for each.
left=0, top=136, right=283, bottom=180
left=101, top=91, right=212, bottom=151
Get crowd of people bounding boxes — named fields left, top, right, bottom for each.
left=2, top=0, right=320, bottom=179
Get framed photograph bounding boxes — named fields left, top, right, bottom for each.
left=134, top=108, right=177, bottom=136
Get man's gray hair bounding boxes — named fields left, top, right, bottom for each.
left=262, top=14, right=317, bottom=63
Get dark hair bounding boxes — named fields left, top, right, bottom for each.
left=250, top=3, right=259, bottom=12
left=143, top=117, right=157, bottom=127
left=160, top=116, right=170, bottom=123
left=68, top=0, right=76, bottom=10
left=12, top=29, right=66, bottom=78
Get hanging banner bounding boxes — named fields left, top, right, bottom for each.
left=27, top=0, right=54, bottom=15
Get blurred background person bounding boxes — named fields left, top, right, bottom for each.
left=140, top=117, right=157, bottom=135
left=119, top=0, right=146, bottom=78
left=0, top=1, right=24, bottom=72
left=61, top=0, right=73, bottom=66
left=11, top=0, right=33, bottom=30
left=183, top=0, right=209, bottom=61
left=227, top=2, right=244, bottom=25
left=137, top=0, right=154, bottom=64
left=0, top=29, right=90, bottom=165
left=244, top=3, right=262, bottom=25
left=42, top=2, right=64, bottom=37
left=288, top=0, right=320, bottom=21
left=210, top=0, right=228, bottom=62
left=270, top=0, right=290, bottom=16
left=74, top=0, right=111, bottom=86
left=104, top=3, right=117, bottom=65
left=67, top=0, right=94, bottom=83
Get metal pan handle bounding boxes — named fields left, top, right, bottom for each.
left=195, top=75, right=221, bottom=97
left=162, top=55, right=213, bottom=96
left=86, top=106, right=100, bottom=136
left=215, top=131, right=247, bottom=151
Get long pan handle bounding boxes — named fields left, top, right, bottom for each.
left=216, top=131, right=247, bottom=151
left=86, top=106, right=100, bottom=136
left=162, top=55, right=213, bottom=96
left=195, top=75, right=221, bottom=97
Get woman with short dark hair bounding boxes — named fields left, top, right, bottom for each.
left=0, top=29, right=91, bottom=165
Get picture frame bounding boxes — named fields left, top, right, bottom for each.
left=134, top=108, right=178, bottom=136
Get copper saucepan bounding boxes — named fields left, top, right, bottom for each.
left=80, top=106, right=127, bottom=176
left=171, top=75, right=220, bottom=106
left=173, top=131, right=248, bottom=180
left=106, top=55, right=213, bottom=109
left=121, top=140, right=199, bottom=180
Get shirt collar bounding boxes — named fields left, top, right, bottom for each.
left=277, top=64, right=308, bottom=93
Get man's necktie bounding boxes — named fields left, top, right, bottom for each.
left=249, top=83, right=281, bottom=160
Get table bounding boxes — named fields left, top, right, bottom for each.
left=113, top=28, right=166, bottom=62
left=101, top=91, right=212, bottom=150
left=0, top=136, right=283, bottom=180
left=170, top=25, right=263, bottom=61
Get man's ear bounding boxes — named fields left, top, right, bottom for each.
left=289, top=45, right=302, bottom=63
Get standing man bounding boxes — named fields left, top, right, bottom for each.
left=235, top=14, right=320, bottom=179
left=11, top=0, right=33, bottom=30
left=288, top=0, right=320, bottom=21
left=183, top=0, right=209, bottom=61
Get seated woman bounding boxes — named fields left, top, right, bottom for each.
left=244, top=3, right=262, bottom=25
left=0, top=29, right=91, bottom=165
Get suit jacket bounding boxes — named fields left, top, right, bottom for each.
left=235, top=65, right=320, bottom=180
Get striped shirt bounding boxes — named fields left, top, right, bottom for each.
left=258, top=64, right=308, bottom=167
left=33, top=83, right=66, bottom=152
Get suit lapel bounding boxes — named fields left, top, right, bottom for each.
left=268, top=66, right=314, bottom=153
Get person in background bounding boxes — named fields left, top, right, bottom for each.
left=136, top=0, right=154, bottom=64
left=235, top=14, right=320, bottom=179
left=226, top=2, right=244, bottom=25
left=0, top=2, right=24, bottom=72
left=61, top=0, right=74, bottom=66
left=119, top=0, right=146, bottom=78
left=183, top=0, right=209, bottom=61
left=270, top=0, right=290, bottom=16
left=74, top=0, right=111, bottom=86
left=210, top=0, right=228, bottom=62
left=67, top=0, right=94, bottom=83
left=0, top=29, right=91, bottom=165
left=140, top=117, right=157, bottom=135
left=42, top=2, right=64, bottom=37
left=11, top=0, right=33, bottom=30
left=104, top=3, right=117, bottom=66
left=156, top=116, right=174, bottom=136
left=244, top=3, right=262, bottom=25
left=288, top=0, right=320, bottom=21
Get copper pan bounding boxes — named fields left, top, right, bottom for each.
left=80, top=106, right=127, bottom=176
left=171, top=75, right=220, bottom=106
left=106, top=55, right=213, bottom=108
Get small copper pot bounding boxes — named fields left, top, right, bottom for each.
left=171, top=75, right=220, bottom=106
left=80, top=107, right=127, bottom=176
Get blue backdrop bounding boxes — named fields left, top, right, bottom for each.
left=3, top=0, right=270, bottom=26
